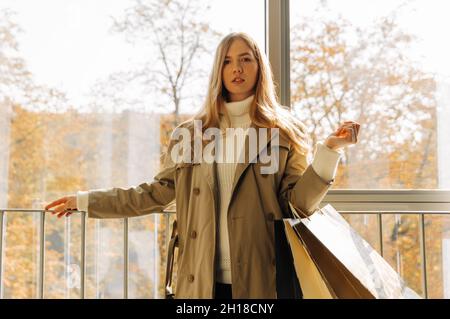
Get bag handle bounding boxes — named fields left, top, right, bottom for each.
left=288, top=201, right=312, bottom=220
left=165, top=219, right=178, bottom=299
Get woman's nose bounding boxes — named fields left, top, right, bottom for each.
left=233, top=62, right=243, bottom=74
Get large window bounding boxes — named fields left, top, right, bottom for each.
left=0, top=0, right=264, bottom=298
left=289, top=0, right=450, bottom=298
left=290, top=0, right=449, bottom=190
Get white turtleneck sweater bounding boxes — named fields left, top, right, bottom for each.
left=76, top=95, right=342, bottom=285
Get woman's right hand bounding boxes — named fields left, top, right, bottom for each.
left=44, top=195, right=77, bottom=218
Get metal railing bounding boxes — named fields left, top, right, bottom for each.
left=0, top=208, right=174, bottom=299
left=1, top=190, right=450, bottom=298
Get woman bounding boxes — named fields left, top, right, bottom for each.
left=45, top=32, right=360, bottom=299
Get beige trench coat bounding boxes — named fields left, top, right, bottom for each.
left=86, top=120, right=335, bottom=299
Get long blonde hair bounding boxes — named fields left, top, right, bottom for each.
left=194, top=32, right=311, bottom=157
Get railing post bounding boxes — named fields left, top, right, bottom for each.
left=124, top=218, right=128, bottom=299
left=0, top=210, right=4, bottom=299
left=94, top=219, right=99, bottom=298
left=419, top=213, right=428, bottom=298
left=377, top=213, right=383, bottom=257
left=64, top=214, right=70, bottom=299
left=80, top=211, right=86, bottom=299
left=38, top=211, right=45, bottom=299
left=154, top=214, right=159, bottom=297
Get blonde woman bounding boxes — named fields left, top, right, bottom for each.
left=45, top=32, right=360, bottom=299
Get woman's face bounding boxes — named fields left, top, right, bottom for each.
left=222, top=38, right=259, bottom=102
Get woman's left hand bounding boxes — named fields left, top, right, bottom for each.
left=325, top=121, right=360, bottom=151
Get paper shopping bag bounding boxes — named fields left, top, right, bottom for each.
left=282, top=218, right=334, bottom=298
left=278, top=203, right=421, bottom=299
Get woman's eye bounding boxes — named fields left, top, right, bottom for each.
left=224, top=57, right=251, bottom=65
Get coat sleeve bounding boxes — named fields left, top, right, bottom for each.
left=278, top=145, right=335, bottom=218
left=85, top=141, right=177, bottom=219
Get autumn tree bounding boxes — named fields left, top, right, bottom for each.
left=291, top=9, right=436, bottom=188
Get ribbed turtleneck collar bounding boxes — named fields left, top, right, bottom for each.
left=221, top=94, right=254, bottom=127
left=224, top=94, right=254, bottom=116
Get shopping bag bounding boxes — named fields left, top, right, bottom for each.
left=282, top=218, right=334, bottom=298
left=278, top=203, right=421, bottom=299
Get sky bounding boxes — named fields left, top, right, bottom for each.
left=1, top=0, right=450, bottom=109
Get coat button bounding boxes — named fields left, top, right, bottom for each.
left=188, top=274, right=195, bottom=282
left=190, top=230, right=197, bottom=239
left=193, top=187, right=200, bottom=195
left=267, top=212, right=275, bottom=221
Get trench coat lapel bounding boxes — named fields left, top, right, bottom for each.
left=230, top=123, right=283, bottom=200
left=198, top=122, right=287, bottom=207
left=201, top=158, right=217, bottom=194
left=230, top=122, right=259, bottom=196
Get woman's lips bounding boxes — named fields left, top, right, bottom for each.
left=232, top=79, right=245, bottom=85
